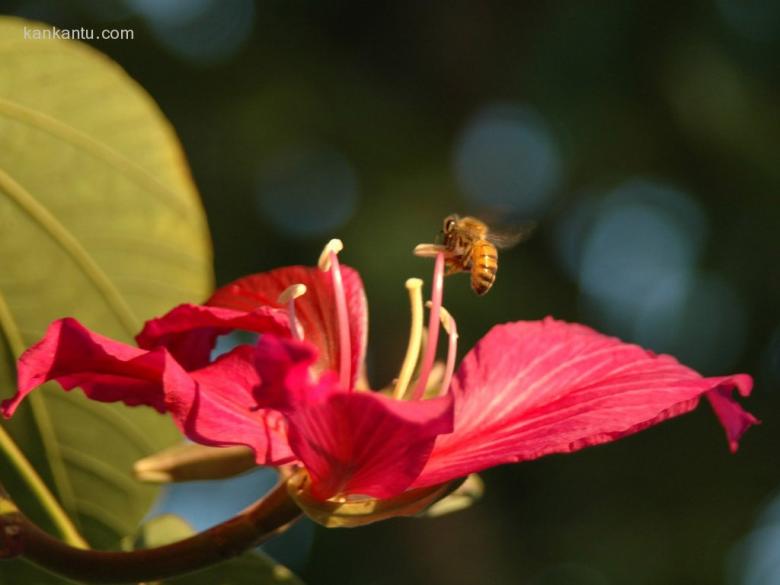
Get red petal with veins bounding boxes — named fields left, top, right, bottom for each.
left=136, top=303, right=290, bottom=371
left=1, top=318, right=294, bottom=465
left=706, top=385, right=759, bottom=453
left=288, top=391, right=453, bottom=500
left=168, top=346, right=295, bottom=464
left=251, top=335, right=454, bottom=500
left=413, top=318, right=756, bottom=488
left=4, top=318, right=168, bottom=414
left=207, top=266, right=368, bottom=387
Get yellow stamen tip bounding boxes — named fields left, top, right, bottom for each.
left=278, top=283, right=308, bottom=304
left=318, top=239, right=344, bottom=271
left=405, top=277, right=423, bottom=290
left=414, top=243, right=446, bottom=258
left=426, top=301, right=456, bottom=336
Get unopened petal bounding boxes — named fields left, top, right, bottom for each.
left=134, top=444, right=257, bottom=483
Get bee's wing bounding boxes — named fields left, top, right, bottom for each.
left=485, top=222, right=536, bottom=249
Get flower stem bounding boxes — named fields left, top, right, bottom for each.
left=1, top=478, right=301, bottom=583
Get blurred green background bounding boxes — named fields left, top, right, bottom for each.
left=2, top=1, right=779, bottom=584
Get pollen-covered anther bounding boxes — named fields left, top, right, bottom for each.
left=393, top=278, right=424, bottom=400
left=318, top=239, right=344, bottom=271
left=413, top=243, right=446, bottom=258
left=277, top=284, right=308, bottom=341
left=277, top=284, right=307, bottom=304
left=426, top=301, right=458, bottom=396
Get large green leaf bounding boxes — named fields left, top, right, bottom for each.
left=0, top=14, right=213, bottom=568
left=132, top=515, right=304, bottom=585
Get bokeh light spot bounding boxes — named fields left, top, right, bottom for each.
left=717, top=0, right=780, bottom=42
left=127, top=0, right=254, bottom=65
left=731, top=493, right=780, bottom=585
left=255, top=146, right=359, bottom=238
left=566, top=178, right=748, bottom=369
left=454, top=103, right=563, bottom=217
left=577, top=180, right=706, bottom=340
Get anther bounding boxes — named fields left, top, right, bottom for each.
left=393, top=278, right=424, bottom=400
left=318, top=239, right=351, bottom=390
left=318, top=239, right=344, bottom=271
left=413, top=243, right=446, bottom=258
left=277, top=284, right=307, bottom=341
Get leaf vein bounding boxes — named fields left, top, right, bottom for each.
left=0, top=168, right=140, bottom=336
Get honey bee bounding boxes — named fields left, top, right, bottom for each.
left=415, top=214, right=532, bottom=295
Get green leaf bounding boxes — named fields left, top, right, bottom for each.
left=164, top=552, right=304, bottom=585
left=133, top=514, right=305, bottom=585
left=0, top=13, right=213, bottom=567
left=131, top=514, right=196, bottom=550
left=0, top=559, right=82, bottom=585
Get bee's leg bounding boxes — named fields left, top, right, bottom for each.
left=444, top=260, right=463, bottom=276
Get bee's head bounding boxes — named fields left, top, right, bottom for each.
left=442, top=214, right=459, bottom=234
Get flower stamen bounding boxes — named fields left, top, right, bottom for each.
left=392, top=278, right=424, bottom=400
left=411, top=252, right=445, bottom=400
left=318, top=239, right=351, bottom=390
left=426, top=301, right=458, bottom=396
left=277, top=284, right=307, bottom=341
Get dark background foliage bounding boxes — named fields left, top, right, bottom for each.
left=3, top=1, right=778, bottom=584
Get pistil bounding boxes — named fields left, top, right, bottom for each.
left=277, top=284, right=307, bottom=341
left=392, top=278, right=424, bottom=400
left=411, top=252, right=444, bottom=400
left=318, top=239, right=352, bottom=390
left=428, top=302, right=458, bottom=396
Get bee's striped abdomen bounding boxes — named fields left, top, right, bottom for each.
left=470, top=240, right=498, bottom=295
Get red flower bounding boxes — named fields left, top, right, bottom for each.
left=1, top=240, right=757, bottom=525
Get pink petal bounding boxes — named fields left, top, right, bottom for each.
left=248, top=336, right=454, bottom=500
left=245, top=334, right=325, bottom=412
left=207, top=266, right=368, bottom=387
left=3, top=318, right=168, bottom=415
left=136, top=303, right=290, bottom=370
left=706, top=383, right=758, bottom=453
left=1, top=319, right=294, bottom=466
left=166, top=346, right=295, bottom=465
left=287, top=391, right=453, bottom=500
left=413, top=318, right=756, bottom=488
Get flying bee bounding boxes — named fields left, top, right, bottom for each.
left=415, top=214, right=533, bottom=295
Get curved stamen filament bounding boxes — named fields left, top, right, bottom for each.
left=411, top=252, right=444, bottom=400
left=392, top=278, right=424, bottom=400
left=318, top=239, right=352, bottom=390
left=427, top=301, right=458, bottom=396
left=277, top=284, right=307, bottom=341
